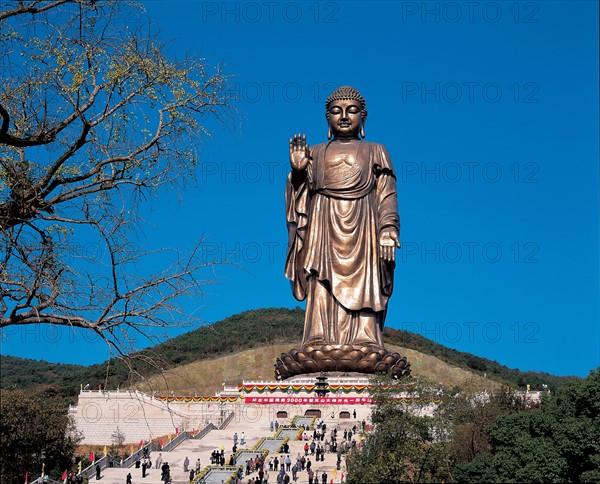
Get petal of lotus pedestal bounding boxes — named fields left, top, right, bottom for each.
left=337, top=358, right=355, bottom=372
left=328, top=348, right=344, bottom=361
left=312, top=349, right=325, bottom=362
left=303, top=359, right=319, bottom=373
left=365, top=352, right=382, bottom=364
left=374, top=361, right=390, bottom=373
left=357, top=359, right=374, bottom=372
left=318, top=357, right=337, bottom=372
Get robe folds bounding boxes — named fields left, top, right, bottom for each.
left=285, top=140, right=400, bottom=347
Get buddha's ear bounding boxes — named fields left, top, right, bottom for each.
left=360, top=118, right=366, bottom=139
left=327, top=122, right=332, bottom=140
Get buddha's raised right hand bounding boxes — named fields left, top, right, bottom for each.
left=289, top=133, right=310, bottom=171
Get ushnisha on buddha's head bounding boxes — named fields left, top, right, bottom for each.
left=325, top=86, right=368, bottom=140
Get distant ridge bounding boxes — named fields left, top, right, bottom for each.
left=1, top=307, right=576, bottom=398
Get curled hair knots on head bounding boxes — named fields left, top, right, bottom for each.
left=325, top=86, right=367, bottom=119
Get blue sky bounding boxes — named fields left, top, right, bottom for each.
left=1, top=1, right=598, bottom=378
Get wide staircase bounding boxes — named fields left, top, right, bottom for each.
left=94, top=412, right=355, bottom=483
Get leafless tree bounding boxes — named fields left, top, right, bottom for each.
left=0, top=0, right=234, bottom=363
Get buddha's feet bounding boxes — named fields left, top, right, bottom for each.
left=274, top=344, right=411, bottom=380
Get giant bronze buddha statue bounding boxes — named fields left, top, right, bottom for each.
left=275, top=86, right=410, bottom=379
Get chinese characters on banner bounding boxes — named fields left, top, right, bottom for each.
left=244, top=396, right=372, bottom=405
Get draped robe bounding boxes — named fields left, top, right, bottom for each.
left=285, top=140, right=399, bottom=347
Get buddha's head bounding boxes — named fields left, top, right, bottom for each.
left=325, top=86, right=367, bottom=140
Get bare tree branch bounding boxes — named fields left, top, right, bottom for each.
left=0, top=0, right=236, bottom=366
left=0, top=0, right=79, bottom=22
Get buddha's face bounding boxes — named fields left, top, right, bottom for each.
left=328, top=99, right=363, bottom=139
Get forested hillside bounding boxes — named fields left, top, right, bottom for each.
left=1, top=307, right=576, bottom=399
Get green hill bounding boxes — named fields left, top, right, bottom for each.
left=0, top=307, right=576, bottom=398
left=0, top=356, right=88, bottom=395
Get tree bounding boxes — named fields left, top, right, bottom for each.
left=110, top=426, right=126, bottom=447
left=346, top=375, right=453, bottom=483
left=0, top=1, right=233, bottom=360
left=439, top=382, right=528, bottom=465
left=0, top=388, right=81, bottom=482
left=455, top=368, right=600, bottom=483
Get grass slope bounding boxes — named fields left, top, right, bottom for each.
left=137, top=342, right=502, bottom=396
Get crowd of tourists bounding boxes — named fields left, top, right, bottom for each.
left=229, top=418, right=360, bottom=484
left=101, top=414, right=364, bottom=483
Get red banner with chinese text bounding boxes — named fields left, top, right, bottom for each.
left=244, top=396, right=372, bottom=405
